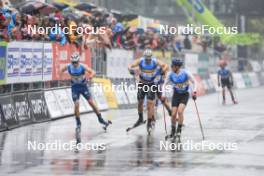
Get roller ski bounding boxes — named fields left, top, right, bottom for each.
left=126, top=118, right=146, bottom=132
left=102, top=120, right=112, bottom=132
left=165, top=125, right=175, bottom=141
left=98, top=115, right=112, bottom=132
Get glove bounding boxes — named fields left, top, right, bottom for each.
left=129, top=69, right=135, bottom=75
left=192, top=92, right=197, bottom=101
left=218, top=83, right=221, bottom=87
left=230, top=81, right=234, bottom=87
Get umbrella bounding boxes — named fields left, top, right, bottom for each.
left=18, top=1, right=57, bottom=15
left=63, top=13, right=81, bottom=21
left=74, top=3, right=96, bottom=12
left=110, top=9, right=123, bottom=21
left=122, top=14, right=138, bottom=21
left=52, top=2, right=69, bottom=10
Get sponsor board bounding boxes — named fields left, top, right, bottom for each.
left=6, top=42, right=20, bottom=84
left=28, top=92, right=50, bottom=122
left=0, top=95, right=19, bottom=128
left=12, top=93, right=32, bottom=125
left=43, top=43, right=53, bottom=81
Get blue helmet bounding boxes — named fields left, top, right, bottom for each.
left=171, top=58, right=183, bottom=67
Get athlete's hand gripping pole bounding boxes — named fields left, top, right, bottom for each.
left=193, top=99, right=205, bottom=140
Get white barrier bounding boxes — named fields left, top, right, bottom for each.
left=248, top=72, right=260, bottom=87
left=44, top=91, right=63, bottom=119
left=90, top=84, right=109, bottom=111
left=233, top=73, right=246, bottom=89
left=113, top=86, right=130, bottom=106
left=53, top=89, right=74, bottom=116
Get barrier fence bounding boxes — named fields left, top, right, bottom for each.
left=0, top=41, right=264, bottom=131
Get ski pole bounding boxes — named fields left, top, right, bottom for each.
left=162, top=104, right=168, bottom=136
left=193, top=100, right=205, bottom=140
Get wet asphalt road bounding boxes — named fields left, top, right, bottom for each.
left=0, top=87, right=264, bottom=176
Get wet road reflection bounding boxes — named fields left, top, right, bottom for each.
left=0, top=87, right=264, bottom=175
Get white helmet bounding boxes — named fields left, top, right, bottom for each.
left=143, top=49, right=152, bottom=57
left=71, top=53, right=80, bottom=63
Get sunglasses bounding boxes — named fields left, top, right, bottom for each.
left=72, top=61, right=79, bottom=65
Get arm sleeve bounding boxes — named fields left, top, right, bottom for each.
left=186, top=71, right=197, bottom=93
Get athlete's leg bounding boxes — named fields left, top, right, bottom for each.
left=74, top=101, right=81, bottom=127
left=133, top=84, right=146, bottom=126
left=222, top=86, right=226, bottom=104
left=72, top=87, right=81, bottom=127
left=147, top=99, right=155, bottom=121
left=170, top=106, right=178, bottom=137
left=137, top=99, right=144, bottom=121
left=82, top=85, right=110, bottom=126
left=176, top=103, right=186, bottom=135
left=227, top=87, right=237, bottom=103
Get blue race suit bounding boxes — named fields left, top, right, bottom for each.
left=139, top=57, right=158, bottom=83
left=168, top=69, right=190, bottom=107
left=218, top=68, right=232, bottom=88
left=137, top=57, right=158, bottom=100
left=67, top=64, right=91, bottom=102
left=169, top=69, right=190, bottom=94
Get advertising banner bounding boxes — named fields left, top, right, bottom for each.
left=31, top=43, right=43, bottom=82
left=0, top=95, right=19, bottom=128
left=53, top=89, right=74, bottom=116
left=12, top=93, right=32, bottom=125
left=28, top=92, right=50, bottom=122
left=0, top=42, right=7, bottom=85
left=106, top=49, right=133, bottom=79
left=19, top=42, right=33, bottom=82
left=52, top=43, right=91, bottom=80
left=92, top=78, right=118, bottom=109
left=6, top=42, right=20, bottom=84
left=43, top=43, right=53, bottom=81
left=44, top=91, right=63, bottom=119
